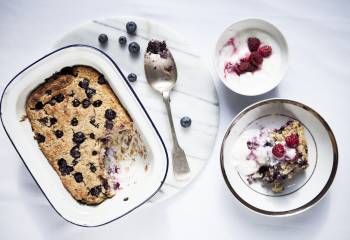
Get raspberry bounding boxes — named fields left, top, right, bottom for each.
left=285, top=134, right=299, bottom=148
left=272, top=144, right=285, bottom=158
left=247, top=37, right=261, bottom=52
left=258, top=45, right=272, bottom=58
left=238, top=61, right=250, bottom=72
left=249, top=52, right=263, bottom=66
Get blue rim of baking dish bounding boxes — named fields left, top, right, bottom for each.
left=0, top=44, right=169, bottom=227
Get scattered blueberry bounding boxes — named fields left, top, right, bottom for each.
left=38, top=117, right=48, bottom=125
left=72, top=99, right=80, bottom=107
left=104, top=120, right=114, bottom=130
left=54, top=93, right=64, bottom=103
left=105, top=109, right=116, bottom=120
left=49, top=99, right=56, bottom=106
left=89, top=133, right=95, bottom=139
left=50, top=117, right=57, bottom=126
left=98, top=34, right=108, bottom=44
left=72, top=159, right=79, bottom=166
left=70, top=146, right=81, bottom=159
left=119, top=36, right=127, bottom=45
left=54, top=130, right=64, bottom=138
left=93, top=100, right=102, bottom=107
left=102, top=178, right=110, bottom=190
left=127, top=73, right=137, bottom=82
left=126, top=21, right=137, bottom=34
left=90, top=186, right=102, bottom=196
left=73, top=132, right=86, bottom=144
left=71, top=117, right=78, bottom=126
left=79, top=79, right=89, bottom=89
left=82, top=98, right=91, bottom=108
left=92, top=150, right=98, bottom=156
left=57, top=158, right=67, bottom=168
left=128, top=42, right=140, bottom=54
left=85, top=88, right=96, bottom=98
left=35, top=133, right=45, bottom=143
left=180, top=116, right=192, bottom=128
left=89, top=163, right=97, bottom=172
left=73, top=172, right=83, bottom=183
left=35, top=101, right=44, bottom=110
left=98, top=75, right=107, bottom=85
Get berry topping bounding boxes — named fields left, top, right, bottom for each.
left=73, top=132, right=86, bottom=144
left=128, top=42, right=140, bottom=54
left=98, top=75, right=107, bottom=85
left=285, top=134, right=299, bottom=148
left=119, top=36, right=127, bottom=45
left=35, top=133, right=45, bottom=143
left=258, top=45, right=272, bottom=58
left=249, top=52, right=263, bottom=66
left=57, top=158, right=67, bottom=168
left=54, top=130, right=64, bottom=138
left=126, top=21, right=137, bottom=34
left=89, top=133, right=95, bottom=139
left=85, top=88, right=96, bottom=98
left=72, top=99, right=80, bottom=107
left=104, top=120, right=114, bottom=130
left=78, top=79, right=89, bottom=89
left=92, top=100, right=102, bottom=107
left=50, top=117, right=57, bottom=126
left=92, top=150, right=98, bottom=156
left=238, top=61, right=251, bottom=72
left=247, top=37, right=261, bottom=52
left=57, top=158, right=73, bottom=176
left=35, top=101, right=44, bottom=110
left=102, top=178, right=110, bottom=190
left=73, top=172, right=83, bottom=183
left=89, top=163, right=97, bottom=172
left=38, top=117, right=48, bottom=125
left=127, top=73, right=137, bottom=82
left=272, top=144, right=285, bottom=158
left=90, top=186, right=102, bottom=196
left=98, top=34, right=108, bottom=44
left=54, top=93, right=64, bottom=103
left=180, top=116, right=192, bottom=128
left=70, top=146, right=81, bottom=159
left=82, top=99, right=91, bottom=108
left=105, top=109, right=116, bottom=120
left=71, top=117, right=78, bottom=126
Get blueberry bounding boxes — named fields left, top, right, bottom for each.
left=105, top=109, right=116, bottom=120
left=79, top=79, right=89, bottom=89
left=57, top=158, right=67, bottom=168
left=60, top=66, right=76, bottom=76
left=126, top=21, right=137, bottom=34
left=73, top=172, right=83, bottom=183
left=98, top=75, right=107, bottom=85
left=54, top=93, right=64, bottom=103
left=64, top=166, right=74, bottom=176
left=71, top=117, right=78, bottom=126
left=70, top=146, right=81, bottom=159
left=89, top=133, right=95, bottom=139
left=90, top=186, right=102, bottom=196
left=118, top=36, right=127, bottom=45
left=92, top=100, right=102, bottom=107
left=180, top=116, right=192, bottom=128
left=57, top=158, right=73, bottom=176
left=127, top=73, right=137, bottom=82
left=98, top=34, right=108, bottom=44
left=92, top=150, right=98, bottom=156
left=82, top=98, right=91, bottom=108
left=104, top=120, right=114, bottom=130
left=54, top=130, right=64, bottom=138
left=72, top=159, right=79, bottom=166
left=102, top=178, right=110, bottom=190
left=38, top=117, right=48, bottom=125
left=50, top=117, right=57, bottom=126
left=49, top=99, right=56, bottom=106
left=35, top=101, right=44, bottom=110
left=35, top=133, right=45, bottom=143
left=72, top=99, right=80, bottom=107
left=128, top=42, right=140, bottom=54
left=85, top=88, right=96, bottom=98
left=89, top=163, right=97, bottom=172
left=73, top=132, right=86, bottom=144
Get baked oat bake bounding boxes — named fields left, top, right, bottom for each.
left=244, top=120, right=308, bottom=193
left=26, top=65, right=134, bottom=205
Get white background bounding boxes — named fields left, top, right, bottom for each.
left=0, top=0, right=349, bottom=239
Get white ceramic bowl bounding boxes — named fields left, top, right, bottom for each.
left=220, top=99, right=338, bottom=216
left=214, top=19, right=288, bottom=96
left=0, top=45, right=168, bottom=226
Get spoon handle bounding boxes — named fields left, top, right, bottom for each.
left=162, top=91, right=191, bottom=180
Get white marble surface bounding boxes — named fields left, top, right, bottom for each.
left=0, top=0, right=349, bottom=239
left=54, top=16, right=220, bottom=203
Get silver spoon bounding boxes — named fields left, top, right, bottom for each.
left=144, top=42, right=190, bottom=180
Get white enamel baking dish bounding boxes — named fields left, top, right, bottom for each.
left=0, top=45, right=168, bottom=227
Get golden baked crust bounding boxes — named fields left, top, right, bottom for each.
left=26, top=65, right=133, bottom=205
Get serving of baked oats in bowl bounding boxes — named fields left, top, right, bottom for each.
left=220, top=99, right=337, bottom=216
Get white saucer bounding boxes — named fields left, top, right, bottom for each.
left=214, top=19, right=288, bottom=96
left=220, top=99, right=338, bottom=216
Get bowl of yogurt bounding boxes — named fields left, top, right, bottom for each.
left=214, top=19, right=288, bottom=96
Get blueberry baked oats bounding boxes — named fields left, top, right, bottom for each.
left=26, top=66, right=147, bottom=205
left=235, top=120, right=308, bottom=193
